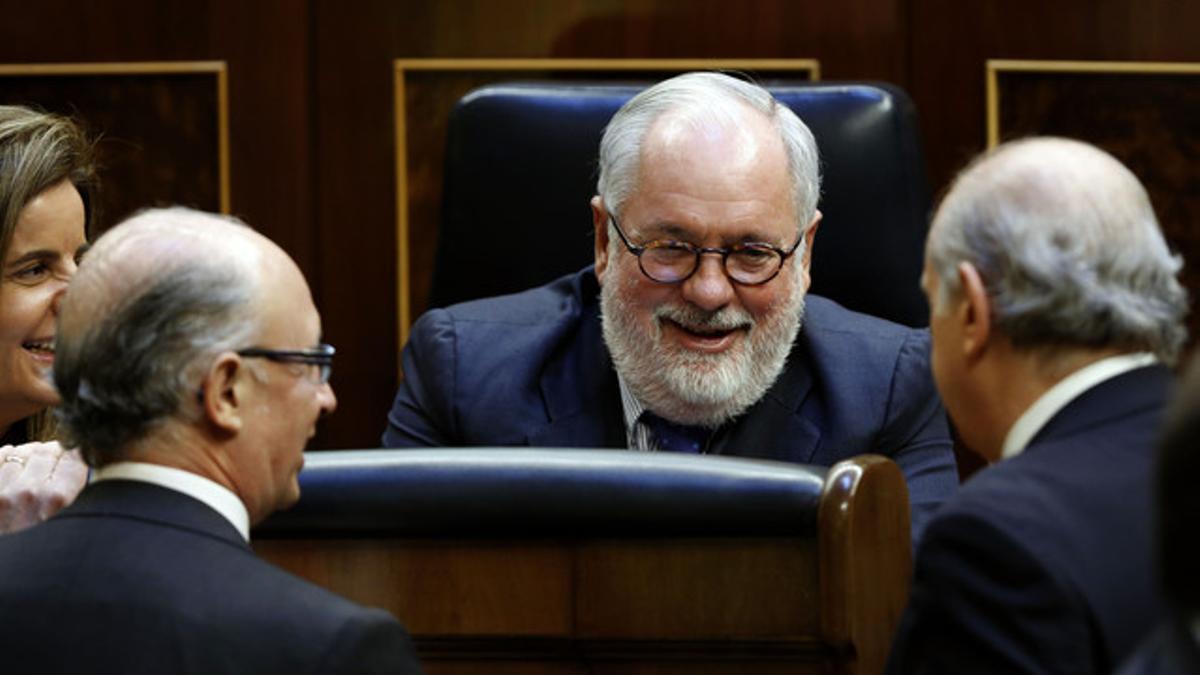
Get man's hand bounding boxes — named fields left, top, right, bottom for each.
left=0, top=442, right=88, bottom=533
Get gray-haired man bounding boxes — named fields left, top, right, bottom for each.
left=887, top=137, right=1187, bottom=674
left=385, top=71, right=959, bottom=541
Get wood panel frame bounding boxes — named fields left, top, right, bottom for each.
left=985, top=59, right=1200, bottom=147
left=0, top=61, right=231, bottom=216
left=392, top=58, right=820, bottom=353
left=984, top=59, right=1200, bottom=346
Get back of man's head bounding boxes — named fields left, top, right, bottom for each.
left=927, top=137, right=1187, bottom=362
left=54, top=207, right=261, bottom=465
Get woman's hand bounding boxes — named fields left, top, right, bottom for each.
left=0, top=442, right=88, bottom=533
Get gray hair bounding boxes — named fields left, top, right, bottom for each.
left=54, top=208, right=260, bottom=464
left=596, top=72, right=821, bottom=233
left=927, top=137, right=1188, bottom=363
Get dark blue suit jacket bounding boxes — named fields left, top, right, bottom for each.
left=0, top=479, right=422, bottom=675
left=385, top=267, right=958, bottom=539
left=887, top=365, right=1171, bottom=675
left=1115, top=618, right=1200, bottom=675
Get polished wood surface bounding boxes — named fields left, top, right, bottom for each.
left=2, top=0, right=1198, bottom=449
left=256, top=455, right=909, bottom=674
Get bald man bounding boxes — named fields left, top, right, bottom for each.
left=886, top=138, right=1188, bottom=674
left=0, top=208, right=422, bottom=674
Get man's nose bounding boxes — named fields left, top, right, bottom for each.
left=318, top=382, right=338, bottom=415
left=679, top=253, right=735, bottom=312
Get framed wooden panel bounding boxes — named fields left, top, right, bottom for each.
left=393, top=58, right=820, bottom=349
left=0, top=61, right=230, bottom=235
left=986, top=60, right=1200, bottom=344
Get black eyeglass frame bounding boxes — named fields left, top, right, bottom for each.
left=236, top=343, right=336, bottom=384
left=608, top=214, right=804, bottom=286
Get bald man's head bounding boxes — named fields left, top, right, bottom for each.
left=54, top=208, right=282, bottom=464
left=925, top=137, right=1187, bottom=362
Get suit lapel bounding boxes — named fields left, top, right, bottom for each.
left=711, top=335, right=823, bottom=462
left=530, top=273, right=626, bottom=449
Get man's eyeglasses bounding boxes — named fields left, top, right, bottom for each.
left=237, top=343, right=335, bottom=384
left=609, top=214, right=802, bottom=286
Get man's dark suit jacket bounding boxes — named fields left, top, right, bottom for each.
left=0, top=479, right=423, bottom=674
left=1115, top=618, right=1200, bottom=675
left=886, top=364, right=1171, bottom=675
left=384, top=267, right=958, bottom=538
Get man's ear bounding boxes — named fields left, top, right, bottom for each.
left=200, top=353, right=246, bottom=434
left=591, top=196, right=611, bottom=284
left=957, top=261, right=992, bottom=361
left=800, top=210, right=821, bottom=274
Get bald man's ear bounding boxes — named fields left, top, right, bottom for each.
left=957, top=261, right=993, bottom=361
left=591, top=196, right=611, bottom=284
left=200, top=353, right=246, bottom=435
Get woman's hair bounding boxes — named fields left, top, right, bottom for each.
left=0, top=105, right=98, bottom=441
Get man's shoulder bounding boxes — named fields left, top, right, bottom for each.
left=797, top=294, right=932, bottom=388
left=406, top=267, right=600, bottom=377
left=923, top=426, right=1156, bottom=574
left=804, top=294, right=926, bottom=342
left=435, top=267, right=596, bottom=327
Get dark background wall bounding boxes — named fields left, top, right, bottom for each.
left=1, top=0, right=1197, bottom=449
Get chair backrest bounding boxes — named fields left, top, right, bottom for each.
left=431, top=81, right=932, bottom=326
left=256, top=449, right=912, bottom=674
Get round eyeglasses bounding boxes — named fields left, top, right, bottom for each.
left=609, top=214, right=803, bottom=286
left=236, top=343, right=335, bottom=384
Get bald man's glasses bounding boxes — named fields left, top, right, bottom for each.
left=609, top=214, right=802, bottom=286
left=237, top=343, right=335, bottom=384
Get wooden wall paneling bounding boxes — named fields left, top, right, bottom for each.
left=987, top=59, right=1200, bottom=346
left=393, top=58, right=818, bottom=347
left=0, top=62, right=229, bottom=234
left=909, top=0, right=1200, bottom=197
left=0, top=0, right=324, bottom=442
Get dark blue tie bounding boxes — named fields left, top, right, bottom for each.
left=641, top=411, right=711, bottom=454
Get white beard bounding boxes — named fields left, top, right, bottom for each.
left=600, top=267, right=805, bottom=428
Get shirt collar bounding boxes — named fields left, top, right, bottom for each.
left=92, top=462, right=251, bottom=541
left=1001, top=352, right=1157, bottom=460
left=617, top=374, right=655, bottom=451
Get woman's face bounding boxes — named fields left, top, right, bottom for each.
left=0, top=179, right=87, bottom=426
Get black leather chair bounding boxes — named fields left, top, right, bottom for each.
left=255, top=449, right=912, bottom=674
left=431, top=81, right=932, bottom=327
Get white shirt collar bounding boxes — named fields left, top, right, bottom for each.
left=1001, top=352, right=1157, bottom=460
left=92, top=462, right=251, bottom=541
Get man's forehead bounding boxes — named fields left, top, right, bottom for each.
left=644, top=104, right=776, bottom=156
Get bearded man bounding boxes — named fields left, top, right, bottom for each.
left=383, top=72, right=957, bottom=539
